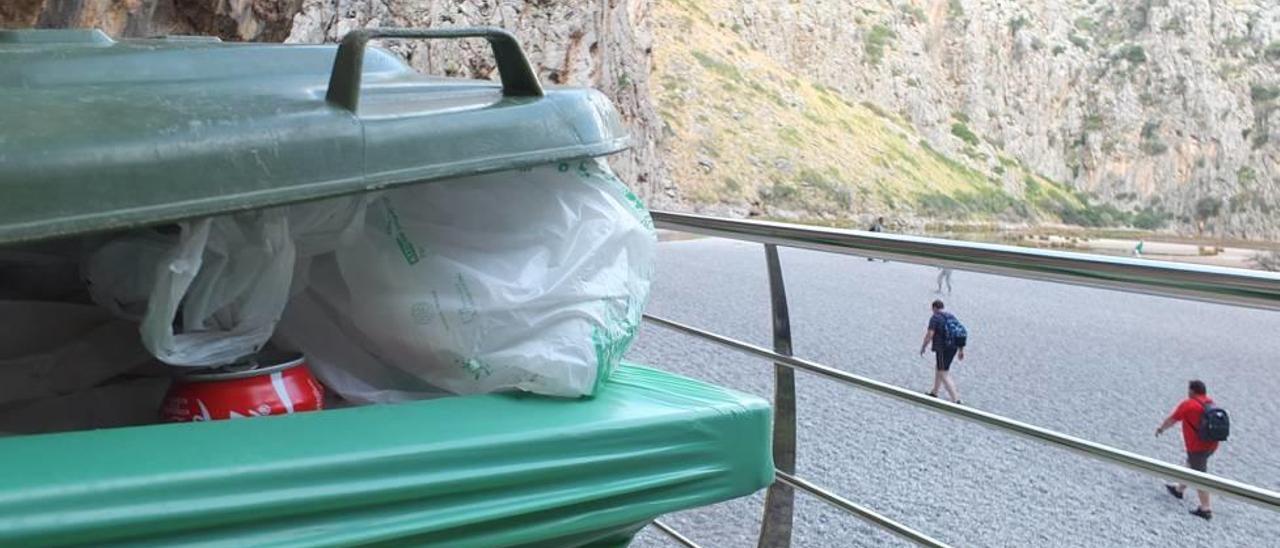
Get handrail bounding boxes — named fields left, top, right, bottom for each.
left=643, top=313, right=1280, bottom=511
left=650, top=211, right=1280, bottom=311
left=654, top=470, right=947, bottom=548
left=651, top=520, right=703, bottom=548
left=775, top=471, right=951, bottom=548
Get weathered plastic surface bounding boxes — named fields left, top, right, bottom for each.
left=0, top=364, right=773, bottom=546
left=0, top=28, right=630, bottom=245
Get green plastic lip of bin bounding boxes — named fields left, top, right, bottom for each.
left=0, top=27, right=631, bottom=245
left=0, top=364, right=774, bottom=547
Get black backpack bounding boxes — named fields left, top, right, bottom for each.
left=1197, top=399, right=1230, bottom=442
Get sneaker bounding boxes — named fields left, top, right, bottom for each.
left=1165, top=484, right=1184, bottom=499
left=1189, top=508, right=1213, bottom=520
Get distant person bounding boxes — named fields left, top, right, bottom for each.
left=1156, top=380, right=1229, bottom=520
left=935, top=267, right=953, bottom=294
left=867, top=217, right=886, bottom=261
left=1133, top=240, right=1145, bottom=257
left=919, top=299, right=966, bottom=403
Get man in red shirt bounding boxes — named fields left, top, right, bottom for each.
left=1155, top=379, right=1219, bottom=520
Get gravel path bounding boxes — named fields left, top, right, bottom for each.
left=628, top=237, right=1280, bottom=548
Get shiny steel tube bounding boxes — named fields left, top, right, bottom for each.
left=651, top=520, right=703, bottom=548
left=650, top=211, right=1280, bottom=311
left=643, top=313, right=1280, bottom=511
left=758, top=244, right=797, bottom=548
left=774, top=471, right=951, bottom=548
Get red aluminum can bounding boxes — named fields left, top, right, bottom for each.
left=161, top=352, right=324, bottom=422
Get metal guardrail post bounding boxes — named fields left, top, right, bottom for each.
left=757, top=244, right=796, bottom=548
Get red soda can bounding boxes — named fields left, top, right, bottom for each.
left=161, top=352, right=324, bottom=422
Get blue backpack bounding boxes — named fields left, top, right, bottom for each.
left=942, top=313, right=968, bottom=349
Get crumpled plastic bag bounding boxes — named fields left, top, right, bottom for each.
left=273, top=256, right=452, bottom=404
left=85, top=209, right=297, bottom=367
left=83, top=196, right=366, bottom=369
left=84, top=160, right=654, bottom=399
left=280, top=159, right=656, bottom=399
left=0, top=241, right=90, bottom=301
left=0, top=301, right=154, bottom=406
left=0, top=377, right=169, bottom=436
left=83, top=229, right=175, bottom=320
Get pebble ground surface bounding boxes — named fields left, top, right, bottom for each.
left=627, top=237, right=1280, bottom=548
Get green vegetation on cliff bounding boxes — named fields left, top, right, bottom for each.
left=654, top=0, right=1160, bottom=228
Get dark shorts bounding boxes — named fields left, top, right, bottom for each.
left=1187, top=450, right=1214, bottom=472
left=934, top=346, right=959, bottom=371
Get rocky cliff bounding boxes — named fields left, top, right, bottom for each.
left=0, top=0, right=299, bottom=40
left=705, top=0, right=1280, bottom=238
left=6, top=0, right=1279, bottom=238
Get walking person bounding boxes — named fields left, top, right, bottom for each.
left=1156, top=380, right=1229, bottom=520
left=867, top=217, right=885, bottom=261
left=919, top=299, right=965, bottom=403
left=935, top=267, right=953, bottom=294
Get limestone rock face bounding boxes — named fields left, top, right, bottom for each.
left=1, top=0, right=185, bottom=37
left=179, top=0, right=305, bottom=42
left=716, top=0, right=1280, bottom=238
left=1, top=0, right=298, bottom=41
left=9, top=0, right=1280, bottom=237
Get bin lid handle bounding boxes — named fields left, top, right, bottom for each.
left=325, top=27, right=544, bottom=113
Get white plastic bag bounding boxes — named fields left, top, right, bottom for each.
left=86, top=210, right=297, bottom=367
left=84, top=160, right=653, bottom=397
left=287, top=159, right=656, bottom=399
left=83, top=229, right=175, bottom=320
left=0, top=377, right=169, bottom=436
left=273, top=255, right=452, bottom=404
left=0, top=241, right=89, bottom=301
left=0, top=301, right=153, bottom=406
left=144, top=210, right=296, bottom=366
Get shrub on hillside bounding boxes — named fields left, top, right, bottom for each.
left=1194, top=196, right=1223, bottom=220
left=863, top=25, right=896, bottom=65
left=950, top=122, right=980, bottom=146
left=1132, top=207, right=1170, bottom=230
left=1251, top=84, right=1280, bottom=103
left=1267, top=42, right=1280, bottom=61
left=1009, top=15, right=1029, bottom=35
left=1118, top=44, right=1147, bottom=63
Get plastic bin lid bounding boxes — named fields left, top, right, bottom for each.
left=0, top=28, right=630, bottom=245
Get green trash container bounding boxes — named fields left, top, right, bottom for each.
left=0, top=28, right=773, bottom=546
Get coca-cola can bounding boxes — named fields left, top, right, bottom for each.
left=161, top=352, right=324, bottom=422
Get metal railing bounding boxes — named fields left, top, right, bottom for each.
left=652, top=211, right=1280, bottom=311
left=643, top=211, right=1280, bottom=547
